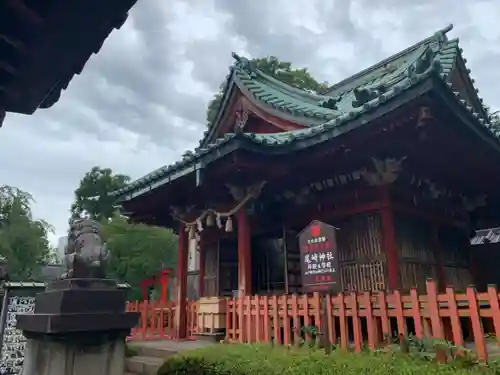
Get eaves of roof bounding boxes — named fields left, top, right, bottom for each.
left=115, top=64, right=500, bottom=204
left=115, top=65, right=439, bottom=202
left=114, top=26, right=500, bottom=203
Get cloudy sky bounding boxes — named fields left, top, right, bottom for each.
left=1, top=0, right=499, bottom=244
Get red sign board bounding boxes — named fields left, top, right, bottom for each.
left=298, top=220, right=340, bottom=293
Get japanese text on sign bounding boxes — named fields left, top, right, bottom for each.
left=303, top=251, right=335, bottom=274
left=298, top=220, right=340, bottom=293
left=0, top=296, right=35, bottom=375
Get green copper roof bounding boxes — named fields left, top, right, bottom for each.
left=200, top=25, right=465, bottom=148
left=113, top=24, right=497, bottom=201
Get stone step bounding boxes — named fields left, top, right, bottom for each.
left=125, top=356, right=164, bottom=375
left=131, top=345, right=178, bottom=359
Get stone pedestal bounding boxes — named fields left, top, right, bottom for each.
left=16, top=278, right=139, bottom=375
left=21, top=338, right=125, bottom=375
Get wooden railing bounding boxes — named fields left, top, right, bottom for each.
left=125, top=300, right=199, bottom=341
left=225, top=280, right=500, bottom=362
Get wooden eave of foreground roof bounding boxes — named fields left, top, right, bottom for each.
left=0, top=0, right=138, bottom=126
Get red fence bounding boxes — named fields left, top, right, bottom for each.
left=125, top=300, right=198, bottom=341
left=225, top=280, right=500, bottom=362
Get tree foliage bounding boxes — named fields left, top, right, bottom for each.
left=0, top=185, right=53, bottom=280
left=490, top=111, right=500, bottom=134
left=206, top=56, right=329, bottom=127
left=206, top=91, right=224, bottom=130
left=483, top=105, right=500, bottom=136
left=70, top=167, right=178, bottom=300
left=70, top=166, right=130, bottom=221
left=101, top=215, right=178, bottom=300
left=252, top=56, right=329, bottom=92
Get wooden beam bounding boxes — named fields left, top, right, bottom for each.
left=431, top=222, right=446, bottom=292
left=0, top=60, right=19, bottom=76
left=0, top=34, right=27, bottom=54
left=379, top=186, right=400, bottom=290
left=7, top=0, right=44, bottom=28
left=393, top=204, right=467, bottom=229
left=237, top=206, right=252, bottom=297
left=198, top=241, right=205, bottom=298
left=175, top=222, right=188, bottom=339
left=283, top=197, right=383, bottom=228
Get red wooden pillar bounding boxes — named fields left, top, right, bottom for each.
left=379, top=186, right=400, bottom=290
left=198, top=243, right=205, bottom=298
left=237, top=207, right=252, bottom=297
left=160, top=270, right=169, bottom=304
left=431, top=222, right=446, bottom=292
left=175, top=222, right=188, bottom=339
left=139, top=280, right=148, bottom=301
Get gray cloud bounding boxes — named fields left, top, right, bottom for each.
left=0, top=0, right=499, bottom=244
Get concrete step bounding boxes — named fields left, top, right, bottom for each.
left=125, top=356, right=164, bottom=375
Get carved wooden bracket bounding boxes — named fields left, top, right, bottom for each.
left=234, top=106, right=249, bottom=133
left=462, top=194, right=487, bottom=212
left=361, top=157, right=407, bottom=186
left=226, top=181, right=267, bottom=201
left=417, top=106, right=433, bottom=128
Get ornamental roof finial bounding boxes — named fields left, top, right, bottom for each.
left=433, top=24, right=453, bottom=42
left=231, top=52, right=257, bottom=76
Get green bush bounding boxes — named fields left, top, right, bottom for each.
left=157, top=344, right=495, bottom=375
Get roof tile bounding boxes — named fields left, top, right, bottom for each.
left=113, top=25, right=497, bottom=201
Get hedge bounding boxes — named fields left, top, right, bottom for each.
left=157, top=344, right=497, bottom=375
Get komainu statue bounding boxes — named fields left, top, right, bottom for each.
left=61, top=218, right=109, bottom=279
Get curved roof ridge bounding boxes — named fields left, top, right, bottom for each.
left=253, top=68, right=331, bottom=103
left=231, top=53, right=331, bottom=104
left=321, top=24, right=453, bottom=96
left=246, top=126, right=315, bottom=138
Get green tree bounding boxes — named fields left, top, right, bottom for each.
left=481, top=106, right=500, bottom=139
left=0, top=185, right=53, bottom=280
left=206, top=90, right=224, bottom=129
left=490, top=110, right=500, bottom=135
left=101, top=215, right=178, bottom=300
left=206, top=56, right=329, bottom=127
left=70, top=166, right=130, bottom=221
left=70, top=167, right=179, bottom=300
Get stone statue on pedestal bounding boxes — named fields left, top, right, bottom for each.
left=16, top=217, right=138, bottom=375
left=62, top=218, right=109, bottom=279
